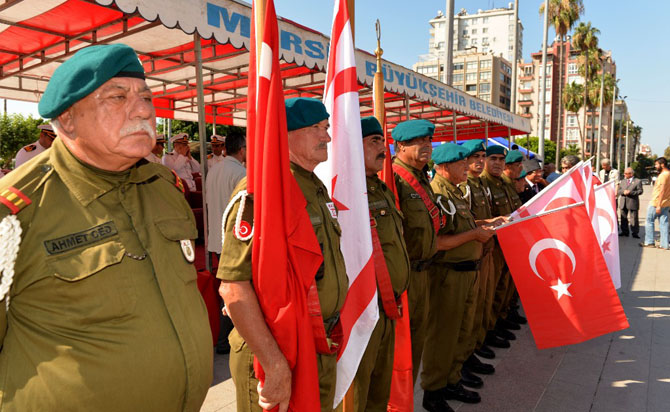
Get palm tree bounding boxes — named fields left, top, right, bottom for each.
left=572, top=21, right=600, bottom=156
left=563, top=81, right=584, bottom=151
left=539, top=0, right=584, bottom=166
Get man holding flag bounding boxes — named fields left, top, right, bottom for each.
left=353, top=116, right=410, bottom=411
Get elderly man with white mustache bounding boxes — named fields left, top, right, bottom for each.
left=0, top=44, right=213, bottom=411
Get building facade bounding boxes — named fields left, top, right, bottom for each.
left=515, top=40, right=618, bottom=159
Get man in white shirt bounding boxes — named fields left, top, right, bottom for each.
left=598, top=158, right=619, bottom=183
left=15, top=124, right=56, bottom=168
left=207, top=135, right=225, bottom=169
left=205, top=131, right=246, bottom=354
left=162, top=133, right=200, bottom=191
left=144, top=134, right=165, bottom=163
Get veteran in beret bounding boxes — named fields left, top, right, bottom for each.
left=218, top=97, right=348, bottom=412
left=353, top=116, right=410, bottom=411
left=0, top=44, right=212, bottom=412
left=145, top=133, right=166, bottom=163
left=390, top=118, right=440, bottom=384
left=458, top=140, right=507, bottom=373
left=14, top=123, right=57, bottom=168
left=421, top=143, right=494, bottom=412
left=162, top=132, right=200, bottom=192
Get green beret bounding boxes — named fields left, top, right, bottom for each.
left=486, top=145, right=508, bottom=157
left=391, top=119, right=435, bottom=142
left=432, top=142, right=469, bottom=165
left=505, top=150, right=524, bottom=164
left=361, top=116, right=383, bottom=138
left=518, top=170, right=528, bottom=180
left=39, top=44, right=145, bottom=119
left=285, top=97, right=330, bottom=131
left=462, top=139, right=486, bottom=157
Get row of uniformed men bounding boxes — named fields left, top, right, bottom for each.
left=216, top=97, right=528, bottom=412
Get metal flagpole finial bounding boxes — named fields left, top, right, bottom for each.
left=375, top=19, right=383, bottom=59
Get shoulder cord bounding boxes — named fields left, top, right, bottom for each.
left=436, top=195, right=456, bottom=216
left=221, top=190, right=254, bottom=249
left=0, top=215, right=22, bottom=309
left=463, top=184, right=471, bottom=209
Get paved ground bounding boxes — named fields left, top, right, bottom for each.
left=202, top=186, right=668, bottom=412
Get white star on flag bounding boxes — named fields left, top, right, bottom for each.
left=551, top=279, right=573, bottom=300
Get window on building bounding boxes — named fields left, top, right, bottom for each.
left=436, top=41, right=445, bottom=50
left=520, top=80, right=531, bottom=89
left=480, top=71, right=491, bottom=80
left=523, top=107, right=530, bottom=114
left=500, top=73, right=505, bottom=82
left=479, top=93, right=490, bottom=101
left=480, top=83, right=491, bottom=93
left=500, top=84, right=507, bottom=94
left=482, top=37, right=489, bottom=44
left=471, top=38, right=478, bottom=45
left=523, top=66, right=533, bottom=76
left=471, top=28, right=477, bottom=34
left=463, top=29, right=468, bottom=35
left=453, top=73, right=464, bottom=83
left=466, top=61, right=478, bottom=71
left=480, top=59, right=491, bottom=69
left=500, top=96, right=507, bottom=105
left=453, top=63, right=464, bottom=71
left=566, top=115, right=577, bottom=127
left=483, top=17, right=489, bottom=23
left=567, top=62, right=578, bottom=75
left=482, top=47, right=488, bottom=53
left=471, top=18, right=478, bottom=25
left=466, top=84, right=477, bottom=92
left=453, top=84, right=464, bottom=90
left=466, top=72, right=477, bottom=82
left=482, top=27, right=488, bottom=33
left=520, top=93, right=531, bottom=101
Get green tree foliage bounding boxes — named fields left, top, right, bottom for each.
left=664, top=146, right=670, bottom=159
left=561, top=144, right=581, bottom=158
left=632, top=153, right=656, bottom=179
left=514, top=136, right=557, bottom=164
left=0, top=113, right=47, bottom=168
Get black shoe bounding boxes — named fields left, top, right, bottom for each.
left=632, top=234, right=640, bottom=239
left=215, top=344, right=231, bottom=355
left=444, top=382, right=481, bottom=404
left=422, top=389, right=455, bottom=412
left=495, top=325, right=516, bottom=341
left=497, top=317, right=521, bottom=330
left=619, top=232, right=629, bottom=237
left=485, top=332, right=511, bottom=348
left=466, top=354, right=495, bottom=375
left=460, top=367, right=484, bottom=388
left=475, top=345, right=495, bottom=359
left=508, top=309, right=527, bottom=325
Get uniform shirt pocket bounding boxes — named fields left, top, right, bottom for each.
left=155, top=217, right=199, bottom=284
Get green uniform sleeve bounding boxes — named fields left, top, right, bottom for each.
left=217, top=181, right=253, bottom=282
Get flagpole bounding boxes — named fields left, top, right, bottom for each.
left=500, top=202, right=586, bottom=229
left=373, top=20, right=384, bottom=126
left=194, top=32, right=211, bottom=273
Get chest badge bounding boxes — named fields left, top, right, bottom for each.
left=234, top=220, right=252, bottom=240
left=326, top=202, right=338, bottom=219
left=180, top=239, right=195, bottom=263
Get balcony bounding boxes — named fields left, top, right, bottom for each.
left=518, top=100, right=533, bottom=106
left=519, top=75, right=533, bottom=81
left=518, top=87, right=533, bottom=93
left=521, top=113, right=533, bottom=118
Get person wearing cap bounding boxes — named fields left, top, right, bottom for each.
left=353, top=116, right=410, bottom=411
left=0, top=44, right=212, bottom=411
left=390, top=118, right=439, bottom=384
left=14, top=123, right=57, bottom=168
left=480, top=146, right=520, bottom=348
left=514, top=170, right=529, bottom=194
left=519, top=158, right=545, bottom=203
left=207, top=135, right=226, bottom=168
left=458, top=140, right=507, bottom=375
left=145, top=133, right=166, bottom=163
left=162, top=133, right=200, bottom=192
left=421, top=143, right=495, bottom=412
left=501, top=150, right=524, bottom=211
left=218, top=97, right=348, bottom=412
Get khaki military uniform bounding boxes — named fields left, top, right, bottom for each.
left=354, top=175, right=410, bottom=412
left=499, top=174, right=522, bottom=315
left=0, top=139, right=212, bottom=412
left=460, top=174, right=496, bottom=350
left=421, top=174, right=482, bottom=390
left=393, top=158, right=437, bottom=384
left=219, top=162, right=348, bottom=412
left=481, top=170, right=517, bottom=321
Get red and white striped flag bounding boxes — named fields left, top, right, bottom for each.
left=594, top=180, right=621, bottom=289
left=315, top=0, right=378, bottom=407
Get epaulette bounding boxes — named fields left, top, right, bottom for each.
left=0, top=187, right=31, bottom=215
left=24, top=144, right=37, bottom=152
left=0, top=162, right=52, bottom=216
left=207, top=154, right=213, bottom=159
left=170, top=169, right=185, bottom=193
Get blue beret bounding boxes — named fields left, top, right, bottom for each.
left=391, top=119, right=435, bottom=142
left=486, top=145, right=508, bottom=157
left=461, top=139, right=486, bottom=157
left=361, top=116, right=383, bottom=138
left=505, top=150, right=524, bottom=164
left=432, top=143, right=469, bottom=165
left=285, top=98, right=330, bottom=131
left=39, top=44, right=145, bottom=119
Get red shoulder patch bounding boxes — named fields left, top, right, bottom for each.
left=170, top=170, right=185, bottom=193
left=0, top=186, right=32, bottom=214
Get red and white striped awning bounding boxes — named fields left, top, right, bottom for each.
left=0, top=0, right=531, bottom=140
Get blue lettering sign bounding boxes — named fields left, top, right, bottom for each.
left=206, top=3, right=250, bottom=38
left=304, top=40, right=324, bottom=59
left=365, top=61, right=376, bottom=77
left=280, top=30, right=303, bottom=54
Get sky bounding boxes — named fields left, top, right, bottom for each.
left=5, top=0, right=670, bottom=156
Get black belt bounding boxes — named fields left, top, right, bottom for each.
left=444, top=260, right=481, bottom=272
left=324, top=311, right=340, bottom=336
left=410, top=258, right=433, bottom=272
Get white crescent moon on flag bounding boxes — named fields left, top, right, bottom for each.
left=528, top=238, right=577, bottom=281
left=597, top=207, right=615, bottom=237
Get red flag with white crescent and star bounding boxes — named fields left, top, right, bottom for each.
left=594, top=180, right=621, bottom=289
left=247, top=0, right=324, bottom=409
left=496, top=203, right=628, bottom=349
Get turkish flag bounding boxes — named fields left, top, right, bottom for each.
left=247, top=1, right=324, bottom=410
left=595, top=181, right=621, bottom=289
left=497, top=203, right=629, bottom=349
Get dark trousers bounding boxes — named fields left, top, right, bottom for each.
left=620, top=207, right=639, bottom=236
left=214, top=253, right=235, bottom=351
